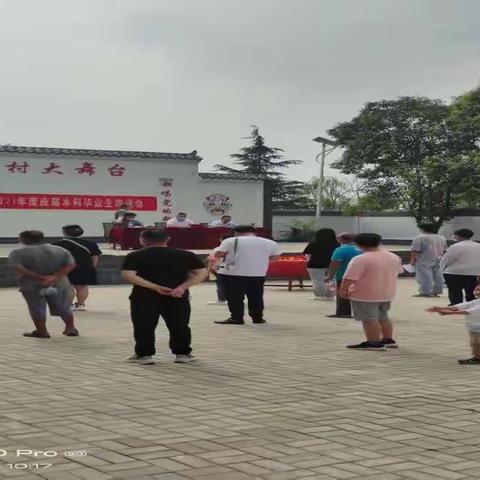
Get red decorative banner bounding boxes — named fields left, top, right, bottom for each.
left=0, top=193, right=157, bottom=211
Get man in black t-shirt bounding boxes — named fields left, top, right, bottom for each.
left=121, top=228, right=207, bottom=365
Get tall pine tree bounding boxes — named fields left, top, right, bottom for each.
left=215, top=126, right=307, bottom=209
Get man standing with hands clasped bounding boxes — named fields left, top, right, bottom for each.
left=121, top=228, right=207, bottom=365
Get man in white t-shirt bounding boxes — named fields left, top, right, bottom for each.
left=166, top=212, right=195, bottom=228
left=213, top=225, right=281, bottom=325
left=441, top=229, right=480, bottom=305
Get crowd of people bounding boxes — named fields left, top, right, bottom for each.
left=7, top=222, right=480, bottom=365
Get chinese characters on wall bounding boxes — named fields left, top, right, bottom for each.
left=159, top=179, right=174, bottom=221
left=5, top=160, right=127, bottom=177
left=0, top=159, right=159, bottom=211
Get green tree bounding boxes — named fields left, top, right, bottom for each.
left=302, top=176, right=351, bottom=209
left=328, top=91, right=480, bottom=231
left=215, top=126, right=303, bottom=208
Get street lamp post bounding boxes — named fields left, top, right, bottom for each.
left=313, top=136, right=338, bottom=226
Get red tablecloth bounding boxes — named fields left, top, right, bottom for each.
left=266, top=256, right=308, bottom=278
left=111, top=226, right=271, bottom=250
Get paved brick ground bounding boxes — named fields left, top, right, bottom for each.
left=1, top=279, right=480, bottom=480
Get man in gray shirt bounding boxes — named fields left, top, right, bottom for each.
left=8, top=230, right=79, bottom=338
left=410, top=224, right=447, bottom=297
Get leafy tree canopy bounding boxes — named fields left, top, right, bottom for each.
left=328, top=87, right=480, bottom=230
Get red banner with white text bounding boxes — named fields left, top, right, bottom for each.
left=0, top=193, right=157, bottom=211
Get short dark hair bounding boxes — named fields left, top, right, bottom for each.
left=221, top=214, right=231, bottom=219
left=234, top=225, right=256, bottom=234
left=355, top=233, right=382, bottom=248
left=178, top=212, right=187, bottom=216
left=62, top=225, right=84, bottom=237
left=419, top=223, right=438, bottom=234
left=124, top=212, right=136, bottom=218
left=140, top=228, right=169, bottom=244
left=454, top=228, right=474, bottom=239
left=19, top=230, right=45, bottom=245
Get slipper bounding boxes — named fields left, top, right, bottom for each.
left=23, top=331, right=50, bottom=338
left=63, top=329, right=79, bottom=337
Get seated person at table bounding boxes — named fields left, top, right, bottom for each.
left=167, top=212, right=194, bottom=228
left=114, top=203, right=130, bottom=224
left=210, top=215, right=238, bottom=228
left=121, top=213, right=144, bottom=228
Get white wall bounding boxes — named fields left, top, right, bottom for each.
left=273, top=214, right=480, bottom=241
left=273, top=215, right=356, bottom=240
left=0, top=153, right=264, bottom=237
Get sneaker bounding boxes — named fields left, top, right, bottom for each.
left=311, top=296, right=334, bottom=301
left=126, top=355, right=155, bottom=365
left=207, top=301, right=227, bottom=305
left=412, top=294, right=434, bottom=298
left=347, top=341, right=386, bottom=351
left=382, top=338, right=398, bottom=348
left=214, top=318, right=245, bottom=325
left=326, top=314, right=352, bottom=319
left=458, top=357, right=480, bottom=365
left=175, top=354, right=196, bottom=364
left=252, top=319, right=267, bottom=324
left=72, top=303, right=87, bottom=311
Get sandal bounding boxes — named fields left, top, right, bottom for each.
left=458, top=357, right=480, bottom=365
left=63, top=329, right=80, bottom=337
left=23, top=331, right=50, bottom=339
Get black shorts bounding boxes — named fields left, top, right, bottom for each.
left=68, top=267, right=98, bottom=286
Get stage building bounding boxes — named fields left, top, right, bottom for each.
left=0, top=145, right=265, bottom=241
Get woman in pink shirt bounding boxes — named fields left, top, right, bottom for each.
left=339, top=233, right=403, bottom=351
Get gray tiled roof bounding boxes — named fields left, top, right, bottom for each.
left=0, top=145, right=202, bottom=161
left=200, top=172, right=265, bottom=181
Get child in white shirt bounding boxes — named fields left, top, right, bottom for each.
left=428, top=285, right=480, bottom=364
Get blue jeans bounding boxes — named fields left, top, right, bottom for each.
left=415, top=260, right=443, bottom=295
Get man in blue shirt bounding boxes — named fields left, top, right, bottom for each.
left=324, top=232, right=362, bottom=318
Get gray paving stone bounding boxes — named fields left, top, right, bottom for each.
left=1, top=281, right=480, bottom=480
